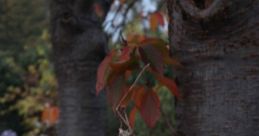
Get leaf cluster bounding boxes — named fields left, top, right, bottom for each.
left=96, top=35, right=182, bottom=131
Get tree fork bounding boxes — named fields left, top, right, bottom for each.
left=168, top=0, right=259, bottom=135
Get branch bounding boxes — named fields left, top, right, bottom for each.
left=179, top=0, right=224, bottom=19
left=116, top=63, right=150, bottom=111
left=115, top=63, right=150, bottom=136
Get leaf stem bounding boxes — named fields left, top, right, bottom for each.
left=115, top=63, right=150, bottom=136
left=116, top=63, right=150, bottom=111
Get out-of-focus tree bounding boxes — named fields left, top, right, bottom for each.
left=0, top=0, right=47, bottom=52
left=0, top=0, right=58, bottom=135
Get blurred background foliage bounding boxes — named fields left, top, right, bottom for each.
left=0, top=0, right=176, bottom=135
left=0, top=0, right=57, bottom=135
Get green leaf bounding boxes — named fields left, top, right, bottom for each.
left=153, top=71, right=181, bottom=98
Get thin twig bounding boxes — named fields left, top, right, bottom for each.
left=116, top=109, right=129, bottom=128
left=129, top=63, right=150, bottom=90
left=115, top=63, right=150, bottom=136
left=117, top=109, right=133, bottom=136
left=123, top=110, right=133, bottom=134
left=116, top=63, right=150, bottom=111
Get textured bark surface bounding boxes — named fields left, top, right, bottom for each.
left=49, top=0, right=110, bottom=136
left=168, top=0, right=259, bottom=135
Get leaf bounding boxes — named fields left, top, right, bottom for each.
left=164, top=57, right=183, bottom=68
left=153, top=72, right=180, bottom=98
left=129, top=106, right=138, bottom=128
left=96, top=52, right=113, bottom=95
left=132, top=86, right=146, bottom=108
left=140, top=38, right=182, bottom=68
left=139, top=90, right=161, bottom=128
left=139, top=45, right=164, bottom=73
left=119, top=47, right=132, bottom=62
left=150, top=14, right=159, bottom=32
left=127, top=35, right=146, bottom=46
left=109, top=55, right=138, bottom=75
left=120, top=85, right=146, bottom=108
left=155, top=12, right=165, bottom=26
left=125, top=70, right=132, bottom=79
left=41, top=106, right=59, bottom=125
left=150, top=12, right=164, bottom=32
left=107, top=75, right=126, bottom=110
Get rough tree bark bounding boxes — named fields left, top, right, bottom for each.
left=49, top=0, right=110, bottom=136
left=168, top=0, right=259, bottom=135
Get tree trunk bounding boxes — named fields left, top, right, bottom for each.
left=49, top=0, right=110, bottom=136
left=168, top=0, right=259, bottom=135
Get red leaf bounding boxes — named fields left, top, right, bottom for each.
left=109, top=55, right=138, bottom=75
left=119, top=47, right=132, bottom=62
left=107, top=75, right=127, bottom=110
left=139, top=45, right=164, bottom=73
left=96, top=53, right=113, bottom=95
left=129, top=106, right=138, bottom=128
left=155, top=12, right=165, bottom=26
left=132, top=86, right=146, bottom=108
left=139, top=90, right=161, bottom=128
left=140, top=39, right=182, bottom=68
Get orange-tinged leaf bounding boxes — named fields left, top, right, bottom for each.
left=96, top=53, right=113, bottom=95
left=149, top=12, right=164, bottom=32
left=41, top=106, right=59, bottom=125
left=129, top=106, right=138, bottom=128
left=107, top=76, right=127, bottom=110
left=132, top=86, right=146, bottom=108
left=139, top=90, right=161, bottom=128
left=150, top=13, right=159, bottom=32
